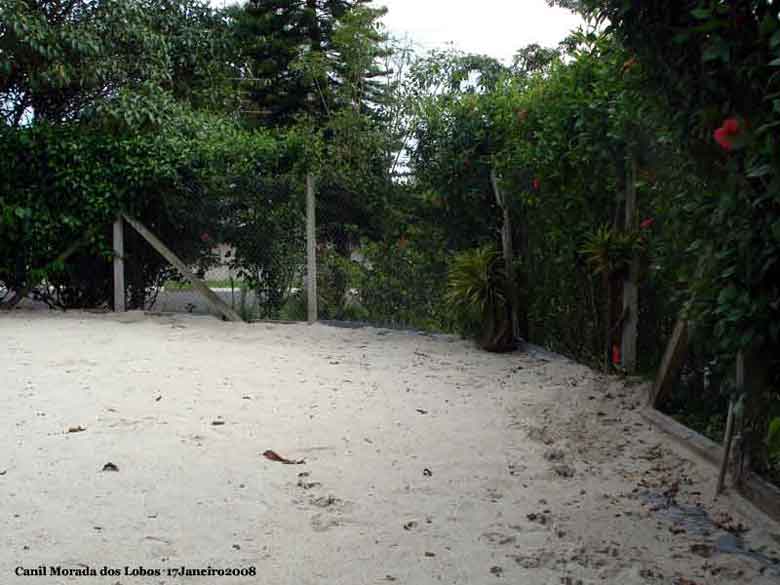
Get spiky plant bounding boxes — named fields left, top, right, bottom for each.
left=580, top=225, right=642, bottom=371
left=446, top=245, right=508, bottom=343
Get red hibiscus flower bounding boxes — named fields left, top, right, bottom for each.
left=612, top=344, right=621, bottom=366
left=722, top=118, right=740, bottom=134
left=200, top=232, right=211, bottom=243
left=532, top=178, right=541, bottom=191
left=713, top=128, right=732, bottom=151
left=713, top=117, right=741, bottom=151
left=640, top=218, right=654, bottom=229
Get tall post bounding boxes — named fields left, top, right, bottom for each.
left=306, top=174, right=318, bottom=323
left=732, top=351, right=748, bottom=486
left=490, top=169, right=519, bottom=340
left=717, top=351, right=744, bottom=494
left=621, top=154, right=639, bottom=372
left=113, top=216, right=126, bottom=312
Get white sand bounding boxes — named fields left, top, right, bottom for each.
left=1, top=310, right=778, bottom=584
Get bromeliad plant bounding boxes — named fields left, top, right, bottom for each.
left=580, top=224, right=644, bottom=371
left=580, top=224, right=641, bottom=278
left=446, top=245, right=515, bottom=352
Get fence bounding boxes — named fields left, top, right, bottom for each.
left=2, top=166, right=777, bottom=495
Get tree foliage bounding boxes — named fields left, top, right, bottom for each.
left=0, top=0, right=232, bottom=126
left=230, top=0, right=388, bottom=126
left=571, top=0, right=780, bottom=469
left=0, top=0, right=274, bottom=308
left=577, top=2, right=780, bottom=354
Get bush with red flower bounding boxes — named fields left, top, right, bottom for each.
left=581, top=0, right=780, bottom=481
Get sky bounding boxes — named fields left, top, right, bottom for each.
left=373, top=0, right=583, bottom=63
left=210, top=1, right=584, bottom=64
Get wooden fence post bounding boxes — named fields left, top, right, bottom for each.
left=113, top=216, right=126, bottom=313
left=648, top=318, right=689, bottom=407
left=121, top=214, right=243, bottom=322
left=490, top=168, right=519, bottom=341
left=306, top=173, right=318, bottom=324
left=716, top=351, right=744, bottom=494
left=621, top=155, right=639, bottom=372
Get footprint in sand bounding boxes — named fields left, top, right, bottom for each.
left=310, top=495, right=342, bottom=508
left=481, top=532, right=517, bottom=546
left=510, top=550, right=556, bottom=569
left=306, top=494, right=353, bottom=532
left=310, top=513, right=343, bottom=532
left=526, top=425, right=556, bottom=445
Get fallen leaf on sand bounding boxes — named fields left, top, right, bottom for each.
left=211, top=420, right=226, bottom=426
left=527, top=512, right=548, bottom=525
left=416, top=408, right=428, bottom=415
left=690, top=544, right=713, bottom=558
left=423, top=468, right=433, bottom=477
left=0, top=470, right=6, bottom=476
left=67, top=426, right=86, bottom=433
left=263, top=450, right=305, bottom=465
left=101, top=462, right=119, bottom=472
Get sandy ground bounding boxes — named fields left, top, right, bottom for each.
left=1, top=310, right=779, bottom=585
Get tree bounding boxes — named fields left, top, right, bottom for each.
left=0, top=0, right=251, bottom=309
left=228, top=0, right=311, bottom=126
left=546, top=0, right=588, bottom=13
left=229, top=0, right=386, bottom=127
left=511, top=43, right=561, bottom=77
left=0, top=0, right=232, bottom=127
left=404, top=49, right=511, bottom=252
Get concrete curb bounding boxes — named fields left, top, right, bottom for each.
left=641, top=407, right=780, bottom=523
